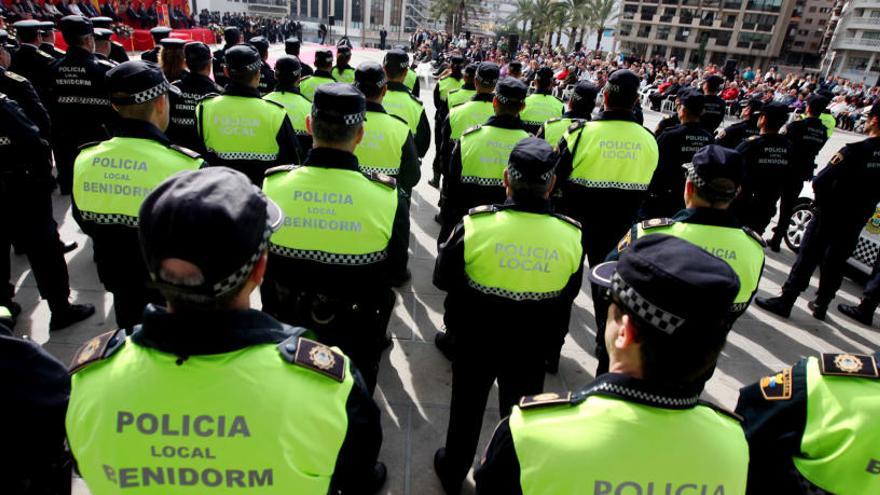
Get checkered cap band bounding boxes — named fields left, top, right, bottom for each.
left=495, top=93, right=522, bottom=105
left=215, top=151, right=279, bottom=161
left=686, top=167, right=706, bottom=189
left=269, top=244, right=388, bottom=265
left=586, top=381, right=700, bottom=408
left=360, top=165, right=399, bottom=176
left=171, top=117, right=196, bottom=126
left=611, top=272, right=685, bottom=334
left=467, top=278, right=562, bottom=301
left=507, top=165, right=553, bottom=183
left=231, top=60, right=262, bottom=73
left=113, top=80, right=172, bottom=105
left=461, top=175, right=503, bottom=187
left=80, top=210, right=139, bottom=227
left=209, top=226, right=272, bottom=297
left=569, top=178, right=648, bottom=191
left=312, top=108, right=365, bottom=126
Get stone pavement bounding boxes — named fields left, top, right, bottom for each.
left=7, top=46, right=879, bottom=494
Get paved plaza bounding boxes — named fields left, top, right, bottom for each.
left=8, top=46, right=880, bottom=494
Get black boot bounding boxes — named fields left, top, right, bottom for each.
left=755, top=293, right=797, bottom=319
left=808, top=300, right=827, bottom=321
left=427, top=173, right=441, bottom=189
left=434, top=330, right=454, bottom=361
left=365, top=462, right=387, bottom=494
left=49, top=303, right=95, bottom=331
left=434, top=448, right=462, bottom=495
left=765, top=236, right=782, bottom=253
left=838, top=302, right=876, bottom=326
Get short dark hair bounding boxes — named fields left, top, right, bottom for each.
left=311, top=118, right=361, bottom=145
left=186, top=58, right=211, bottom=73
left=495, top=98, right=523, bottom=117
left=229, top=68, right=258, bottom=86
left=510, top=177, right=551, bottom=202
left=605, top=90, right=637, bottom=111
left=384, top=63, right=406, bottom=79
left=159, top=264, right=251, bottom=311
left=66, top=33, right=92, bottom=49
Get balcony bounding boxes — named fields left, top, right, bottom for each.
left=846, top=16, right=880, bottom=29
left=834, top=36, right=880, bottom=50
left=853, top=0, right=880, bottom=7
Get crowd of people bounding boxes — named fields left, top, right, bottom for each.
left=2, top=0, right=196, bottom=29
left=0, top=13, right=878, bottom=495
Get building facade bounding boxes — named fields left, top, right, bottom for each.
left=780, top=0, right=834, bottom=67
left=822, top=0, right=880, bottom=83
left=615, top=0, right=796, bottom=69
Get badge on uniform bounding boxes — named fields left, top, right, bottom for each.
left=759, top=367, right=792, bottom=401
left=69, top=329, right=125, bottom=373
left=829, top=152, right=844, bottom=166
left=519, top=392, right=572, bottom=409
left=820, top=353, right=879, bottom=378
left=617, top=230, right=633, bottom=252
left=293, top=337, right=346, bottom=382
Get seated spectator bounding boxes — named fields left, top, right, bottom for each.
left=42, top=0, right=63, bottom=18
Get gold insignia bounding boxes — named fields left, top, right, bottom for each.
left=77, top=337, right=102, bottom=364
left=618, top=230, right=633, bottom=252
left=532, top=392, right=561, bottom=401
left=829, top=152, right=844, bottom=166
left=309, top=345, right=336, bottom=371
left=759, top=368, right=793, bottom=401
left=833, top=354, right=864, bottom=374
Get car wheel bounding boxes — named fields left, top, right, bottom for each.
left=784, top=203, right=814, bottom=253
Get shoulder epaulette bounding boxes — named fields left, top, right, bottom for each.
left=299, top=75, right=312, bottom=82
left=197, top=92, right=219, bottom=102
left=519, top=392, right=573, bottom=410
left=97, top=58, right=116, bottom=68
left=37, top=50, right=54, bottom=60
left=746, top=135, right=760, bottom=141
left=407, top=91, right=423, bottom=105
left=264, top=164, right=298, bottom=176
left=169, top=144, right=202, bottom=160
left=697, top=400, right=743, bottom=423
left=367, top=171, right=397, bottom=188
left=448, top=88, right=460, bottom=95
left=553, top=95, right=564, bottom=103
left=462, top=124, right=482, bottom=136
left=263, top=98, right=286, bottom=110
left=742, top=226, right=767, bottom=247
left=758, top=367, right=794, bottom=401
left=640, top=217, right=673, bottom=230
left=69, top=329, right=126, bottom=374
left=467, top=204, right=497, bottom=216
left=546, top=117, right=562, bottom=124
left=3, top=70, right=26, bottom=83
left=567, top=120, right=586, bottom=132
left=552, top=212, right=582, bottom=229
left=77, top=141, right=102, bottom=151
left=388, top=113, right=409, bottom=126
left=277, top=336, right=346, bottom=382
left=820, top=353, right=879, bottom=378
left=617, top=227, right=634, bottom=252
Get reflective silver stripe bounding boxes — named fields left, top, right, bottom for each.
left=215, top=151, right=278, bottom=161
left=79, top=210, right=138, bottom=227
left=568, top=178, right=648, bottom=191
left=467, top=278, right=561, bottom=302
left=57, top=96, right=111, bottom=106
left=171, top=117, right=196, bottom=126
left=270, top=244, right=388, bottom=265
left=461, top=176, right=503, bottom=187
left=730, top=301, right=750, bottom=313
left=360, top=166, right=399, bottom=176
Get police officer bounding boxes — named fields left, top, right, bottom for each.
left=839, top=258, right=880, bottom=325
left=10, top=19, right=54, bottom=101
left=537, top=80, right=598, bottom=148
left=90, top=16, right=130, bottom=63
left=433, top=138, right=584, bottom=495
left=298, top=49, right=336, bottom=102
left=438, top=76, right=530, bottom=241
left=476, top=235, right=748, bottom=495
left=757, top=102, right=880, bottom=320
left=653, top=87, right=693, bottom=137
left=212, top=26, right=241, bottom=88
left=394, top=44, right=420, bottom=95
left=264, top=55, right=312, bottom=153
left=731, top=102, right=793, bottom=235
left=331, top=41, right=355, bottom=83
left=446, top=62, right=477, bottom=111
left=0, top=93, right=95, bottom=332
left=141, top=25, right=171, bottom=63
left=93, top=28, right=118, bottom=66
left=66, top=166, right=387, bottom=494
left=382, top=48, right=430, bottom=158
left=166, top=41, right=221, bottom=152
left=736, top=351, right=880, bottom=494
left=429, top=54, right=464, bottom=187
left=73, top=60, right=203, bottom=330
left=196, top=44, right=300, bottom=185
left=595, top=145, right=766, bottom=375
left=284, top=36, right=313, bottom=77
left=766, top=94, right=829, bottom=252
left=0, top=32, right=51, bottom=138
left=642, top=89, right=713, bottom=219
left=716, top=97, right=762, bottom=149
left=261, top=83, right=408, bottom=393
left=48, top=15, right=117, bottom=195
left=520, top=66, right=564, bottom=135
left=248, top=35, right=276, bottom=95
left=38, top=21, right=65, bottom=60
left=701, top=74, right=726, bottom=134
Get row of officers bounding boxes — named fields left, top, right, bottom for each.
left=0, top=18, right=878, bottom=493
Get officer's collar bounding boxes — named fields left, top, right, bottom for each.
left=185, top=71, right=217, bottom=86
left=304, top=147, right=360, bottom=172
left=461, top=83, right=475, bottom=91
left=334, top=63, right=353, bottom=71
left=314, top=69, right=333, bottom=79
left=222, top=82, right=262, bottom=98
left=563, top=109, right=591, bottom=121
left=576, top=372, right=703, bottom=410
left=597, top=109, right=639, bottom=122
left=502, top=196, right=553, bottom=214
left=485, top=114, right=526, bottom=130
left=387, top=81, right=410, bottom=92
left=534, top=89, right=553, bottom=96
left=472, top=92, right=494, bottom=102
left=275, top=83, right=301, bottom=94
left=366, top=100, right=386, bottom=113
left=673, top=207, right=740, bottom=228
left=18, top=43, right=38, bottom=51
left=131, top=304, right=300, bottom=357
left=113, top=118, right=172, bottom=144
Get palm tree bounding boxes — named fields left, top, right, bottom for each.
left=530, top=0, right=556, bottom=44
left=429, top=0, right=481, bottom=33
left=561, top=0, right=588, bottom=49
left=588, top=0, right=618, bottom=52
left=508, top=0, right=536, bottom=38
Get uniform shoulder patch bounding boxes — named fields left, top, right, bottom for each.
left=77, top=141, right=102, bottom=151
left=69, top=329, right=126, bottom=374
left=742, top=226, right=767, bottom=247
left=759, top=367, right=793, bottom=401
left=829, top=152, right=844, bottom=166
left=168, top=144, right=202, bottom=160
left=4, top=70, right=27, bottom=82
left=567, top=120, right=586, bottom=132
left=462, top=124, right=482, bottom=136
left=38, top=50, right=54, bottom=60
left=278, top=337, right=346, bottom=382
left=697, top=400, right=743, bottom=423
left=519, top=392, right=573, bottom=410
left=617, top=228, right=634, bottom=252
left=820, top=353, right=879, bottom=378
left=367, top=171, right=397, bottom=188
left=264, top=164, right=298, bottom=176
left=467, top=204, right=497, bottom=216
left=640, top=218, right=673, bottom=230
left=746, top=135, right=760, bottom=142
left=196, top=92, right=220, bottom=103
left=552, top=212, right=582, bottom=229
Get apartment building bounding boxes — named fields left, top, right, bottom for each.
left=822, top=0, right=880, bottom=83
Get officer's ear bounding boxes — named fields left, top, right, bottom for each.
left=305, top=115, right=313, bottom=136
left=545, top=174, right=556, bottom=198
left=354, top=124, right=365, bottom=145
left=250, top=252, right=268, bottom=287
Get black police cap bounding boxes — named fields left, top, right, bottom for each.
left=184, top=41, right=212, bottom=64
left=223, top=26, right=241, bottom=43
left=704, top=74, right=724, bottom=92
left=571, top=80, right=599, bottom=107
left=464, top=62, right=479, bottom=76
left=536, top=66, right=554, bottom=82
left=683, top=144, right=743, bottom=200
left=337, top=44, right=352, bottom=55
left=150, top=26, right=172, bottom=41
left=107, top=60, right=180, bottom=105
left=806, top=93, right=829, bottom=113
left=678, top=88, right=705, bottom=114
left=312, top=82, right=366, bottom=127
left=59, top=15, right=93, bottom=38
left=93, top=28, right=113, bottom=42
left=476, top=62, right=500, bottom=86
left=589, top=235, right=740, bottom=334
left=741, top=97, right=764, bottom=111
left=384, top=48, right=409, bottom=69
left=285, top=37, right=301, bottom=52
left=249, top=35, right=269, bottom=52
left=13, top=20, right=42, bottom=35
left=606, top=69, right=640, bottom=99
left=508, top=60, right=522, bottom=72
left=449, top=55, right=465, bottom=67
left=507, top=137, right=556, bottom=184
left=139, top=167, right=283, bottom=302
left=90, top=16, right=113, bottom=29
left=354, top=61, right=387, bottom=93
left=159, top=37, right=186, bottom=49
left=274, top=55, right=302, bottom=77
left=314, top=49, right=334, bottom=66
left=37, top=21, right=56, bottom=35
left=224, top=44, right=261, bottom=73
left=495, top=76, right=527, bottom=104
left=759, top=101, right=790, bottom=123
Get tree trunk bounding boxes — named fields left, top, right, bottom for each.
left=578, top=27, right=586, bottom=46
left=594, top=23, right=603, bottom=52
left=568, top=27, right=577, bottom=50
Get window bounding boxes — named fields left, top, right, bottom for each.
left=863, top=31, right=880, bottom=39
left=797, top=29, right=808, bottom=35
left=352, top=0, right=362, bottom=22
left=637, top=25, right=651, bottom=37
left=805, top=18, right=812, bottom=24
left=793, top=41, right=804, bottom=47
left=370, top=0, right=384, bottom=25
left=848, top=56, right=870, bottom=70
left=746, top=0, right=782, bottom=12
left=723, top=0, right=742, bottom=9
left=390, top=0, right=403, bottom=26
left=818, top=7, right=830, bottom=12
left=619, top=22, right=633, bottom=36
left=817, top=18, right=826, bottom=25
left=657, top=26, right=671, bottom=39
left=808, top=6, right=815, bottom=12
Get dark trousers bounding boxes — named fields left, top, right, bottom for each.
left=110, top=285, right=163, bottom=331
left=1, top=185, right=70, bottom=312
left=443, top=337, right=545, bottom=485
left=781, top=211, right=866, bottom=304
left=771, top=178, right=805, bottom=245
left=52, top=138, right=77, bottom=195
left=861, top=254, right=880, bottom=307
left=91, top=237, right=162, bottom=330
